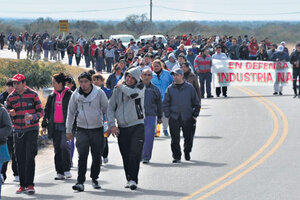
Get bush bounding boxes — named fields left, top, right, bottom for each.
left=0, top=59, right=66, bottom=90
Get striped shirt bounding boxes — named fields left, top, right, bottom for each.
left=6, top=87, right=44, bottom=132
left=194, top=54, right=212, bottom=73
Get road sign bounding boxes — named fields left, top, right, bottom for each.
left=59, top=20, right=69, bottom=32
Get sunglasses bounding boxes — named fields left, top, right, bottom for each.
left=143, top=74, right=152, bottom=76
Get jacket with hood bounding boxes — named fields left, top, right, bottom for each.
left=107, top=67, right=145, bottom=129
left=0, top=105, right=12, bottom=145
left=151, top=69, right=173, bottom=101
left=66, top=84, right=108, bottom=134
left=165, top=53, right=178, bottom=71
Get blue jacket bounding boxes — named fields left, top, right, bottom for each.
left=144, top=83, right=162, bottom=119
left=271, top=51, right=290, bottom=62
left=151, top=70, right=173, bottom=101
left=163, top=82, right=200, bottom=121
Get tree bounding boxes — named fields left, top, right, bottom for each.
left=118, top=14, right=149, bottom=36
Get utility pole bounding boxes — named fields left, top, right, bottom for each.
left=150, top=0, right=152, bottom=33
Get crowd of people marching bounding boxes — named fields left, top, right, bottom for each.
left=0, top=30, right=300, bottom=196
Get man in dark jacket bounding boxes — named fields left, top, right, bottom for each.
left=163, top=68, right=200, bottom=163
left=141, top=68, right=162, bottom=164
left=290, top=43, right=300, bottom=98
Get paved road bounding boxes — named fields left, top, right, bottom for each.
left=1, top=84, right=299, bottom=200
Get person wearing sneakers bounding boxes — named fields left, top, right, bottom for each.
left=66, top=72, right=108, bottom=192
left=107, top=66, right=145, bottom=190
left=41, top=73, right=73, bottom=181
left=0, top=79, right=19, bottom=183
left=163, top=68, right=200, bottom=163
left=141, top=68, right=162, bottom=164
left=6, top=74, right=44, bottom=195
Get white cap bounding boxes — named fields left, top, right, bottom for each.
left=280, top=41, right=286, bottom=45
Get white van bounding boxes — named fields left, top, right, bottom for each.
left=109, top=34, right=135, bottom=47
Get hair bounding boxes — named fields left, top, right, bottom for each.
left=153, top=59, right=162, bottom=67
left=113, top=63, right=122, bottom=73
left=66, top=75, right=77, bottom=91
left=53, top=72, right=67, bottom=86
left=88, top=69, right=96, bottom=76
left=92, top=74, right=105, bottom=82
left=181, top=62, right=190, bottom=68
left=78, top=72, right=92, bottom=81
left=6, top=78, right=13, bottom=86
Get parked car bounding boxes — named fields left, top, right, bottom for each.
left=109, top=34, right=135, bottom=47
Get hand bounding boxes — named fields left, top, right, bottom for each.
left=66, top=133, right=72, bottom=141
left=157, top=118, right=162, bottom=124
left=41, top=128, right=47, bottom=135
left=110, top=126, right=119, bottom=137
left=9, top=109, right=16, bottom=117
left=193, top=117, right=197, bottom=121
left=24, top=114, right=33, bottom=121
left=115, top=80, right=124, bottom=88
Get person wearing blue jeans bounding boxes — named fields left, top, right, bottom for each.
left=141, top=69, right=162, bottom=163
left=198, top=72, right=212, bottom=98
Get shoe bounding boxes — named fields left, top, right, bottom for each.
left=92, top=179, right=101, bottom=189
left=103, top=157, right=109, bottom=164
left=124, top=181, right=130, bottom=188
left=273, top=92, right=278, bottom=95
left=1, top=174, right=4, bottom=184
left=223, top=94, right=227, bottom=97
left=14, top=176, right=20, bottom=182
left=142, top=159, right=149, bottom=164
left=207, top=95, right=214, bottom=98
left=184, top=153, right=191, bottom=161
left=64, top=171, right=72, bottom=179
left=26, top=185, right=35, bottom=195
left=16, top=187, right=26, bottom=194
left=172, top=159, right=181, bottom=164
left=201, top=95, right=204, bottom=98
left=72, top=183, right=84, bottom=192
left=294, top=94, right=297, bottom=98
left=279, top=92, right=283, bottom=95
left=129, top=180, right=137, bottom=190
left=55, top=173, right=65, bottom=180
left=163, top=130, right=169, bottom=136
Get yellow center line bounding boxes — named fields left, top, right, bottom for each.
left=182, top=86, right=282, bottom=200
left=196, top=88, right=289, bottom=200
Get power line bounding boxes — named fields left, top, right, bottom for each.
left=0, top=5, right=148, bottom=14
left=154, top=5, right=300, bottom=16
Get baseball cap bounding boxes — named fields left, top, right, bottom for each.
left=171, top=68, right=184, bottom=76
left=182, top=34, right=187, bottom=38
left=167, top=47, right=173, bottom=52
left=280, top=41, right=286, bottom=45
left=188, top=48, right=193, bottom=52
left=12, top=74, right=26, bottom=82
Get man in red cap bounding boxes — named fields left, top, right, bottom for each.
left=6, top=74, right=44, bottom=195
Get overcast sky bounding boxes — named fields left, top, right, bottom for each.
left=1, top=0, right=300, bottom=21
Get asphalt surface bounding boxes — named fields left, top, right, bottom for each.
left=1, top=49, right=299, bottom=199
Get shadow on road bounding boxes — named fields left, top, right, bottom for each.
left=87, top=188, right=187, bottom=198
left=147, top=160, right=227, bottom=168
left=193, top=136, right=222, bottom=139
left=2, top=193, right=74, bottom=199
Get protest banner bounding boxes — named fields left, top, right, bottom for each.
left=212, top=59, right=293, bottom=87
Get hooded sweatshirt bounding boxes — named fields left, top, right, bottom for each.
left=108, top=67, right=145, bottom=128
left=165, top=53, right=178, bottom=71
left=0, top=106, right=12, bottom=145
left=66, top=84, right=108, bottom=133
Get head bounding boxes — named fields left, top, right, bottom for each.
left=168, top=53, right=176, bottom=63
left=92, top=74, right=105, bottom=87
left=5, top=79, right=14, bottom=94
left=296, top=43, right=300, bottom=52
left=178, top=55, right=186, bottom=64
left=144, top=54, right=152, bottom=64
left=139, top=58, right=146, bottom=67
left=181, top=62, right=190, bottom=73
left=215, top=46, right=221, bottom=54
left=125, top=67, right=141, bottom=86
left=232, top=39, right=237, bottom=45
left=280, top=41, right=286, bottom=47
left=78, top=72, right=92, bottom=93
left=12, top=74, right=26, bottom=94
left=171, top=68, right=184, bottom=84
left=153, top=60, right=163, bottom=72
left=52, top=72, right=67, bottom=91
left=141, top=68, right=153, bottom=85
left=66, top=76, right=76, bottom=90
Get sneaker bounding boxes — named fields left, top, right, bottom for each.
left=142, top=159, right=149, bottom=164
left=184, top=153, right=191, bottom=161
left=64, top=171, right=72, bottom=179
left=207, top=95, right=214, bottom=98
left=26, top=185, right=35, bottom=195
left=1, top=174, right=4, bottom=184
left=223, top=94, right=227, bottom=97
left=129, top=180, right=137, bottom=190
left=92, top=179, right=101, bottom=189
left=103, top=157, right=109, bottom=164
left=216, top=94, right=220, bottom=97
left=124, top=181, right=130, bottom=188
left=294, top=94, right=297, bottom=98
left=273, top=92, right=278, bottom=95
left=55, top=173, right=65, bottom=180
left=172, top=159, right=181, bottom=164
left=279, top=92, right=283, bottom=95
left=14, top=176, right=20, bottom=182
left=16, top=187, right=26, bottom=194
left=72, top=183, right=84, bottom=192
left=163, top=130, right=169, bottom=136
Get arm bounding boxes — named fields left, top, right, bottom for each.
left=156, top=88, right=162, bottom=120
left=191, top=87, right=201, bottom=118
left=0, top=108, right=12, bottom=138
left=162, top=87, right=171, bottom=118
left=31, top=93, right=44, bottom=121
left=119, top=83, right=145, bottom=99
left=193, top=76, right=201, bottom=103
left=41, top=95, right=52, bottom=128
left=99, top=90, right=108, bottom=115
left=65, top=93, right=77, bottom=134
left=107, top=89, right=117, bottom=129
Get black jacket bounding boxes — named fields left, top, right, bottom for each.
left=290, top=50, right=300, bottom=70
left=41, top=89, right=72, bottom=139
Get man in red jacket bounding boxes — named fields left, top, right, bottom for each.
left=73, top=41, right=83, bottom=66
